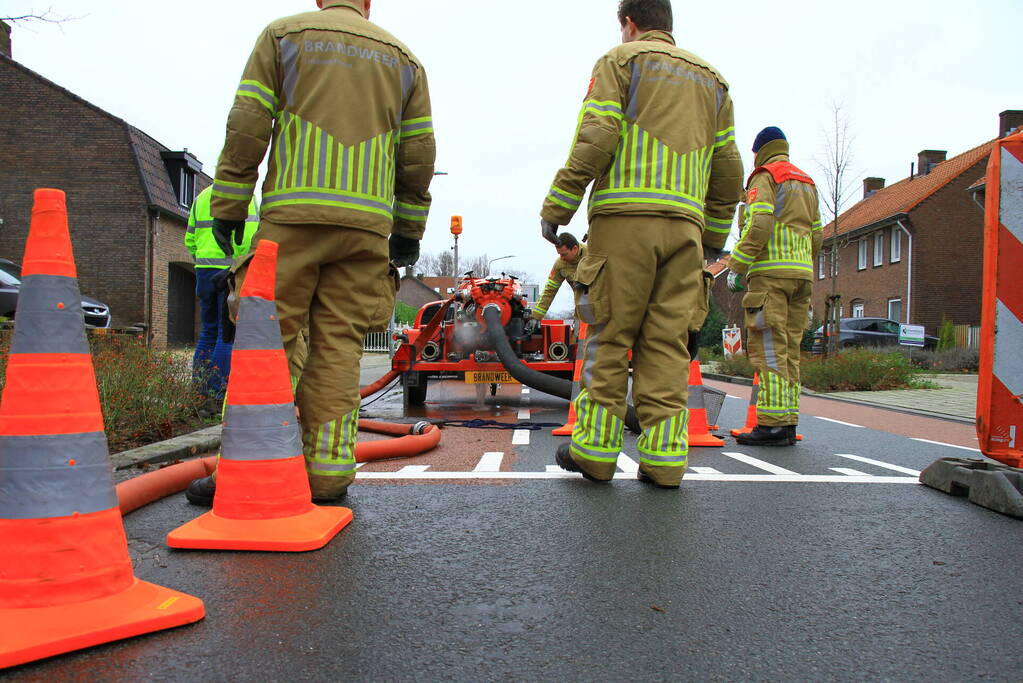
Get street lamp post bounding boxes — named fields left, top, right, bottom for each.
left=487, top=254, right=515, bottom=275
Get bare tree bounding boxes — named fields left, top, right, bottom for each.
left=1, top=7, right=80, bottom=25
left=465, top=253, right=490, bottom=277
left=436, top=250, right=455, bottom=277
left=816, top=103, right=860, bottom=356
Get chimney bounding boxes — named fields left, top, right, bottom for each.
left=862, top=177, right=885, bottom=199
left=999, top=110, right=1023, bottom=138
left=916, top=150, right=947, bottom=176
left=0, top=21, right=11, bottom=59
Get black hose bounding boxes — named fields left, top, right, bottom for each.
left=483, top=305, right=640, bottom=433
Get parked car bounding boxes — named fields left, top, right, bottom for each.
left=811, top=317, right=938, bottom=353
left=0, top=258, right=112, bottom=328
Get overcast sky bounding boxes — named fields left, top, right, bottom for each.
left=6, top=0, right=1020, bottom=314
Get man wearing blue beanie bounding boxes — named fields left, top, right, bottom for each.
left=726, top=127, right=823, bottom=446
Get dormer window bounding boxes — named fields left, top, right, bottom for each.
left=161, top=150, right=203, bottom=208
left=179, top=168, right=195, bottom=206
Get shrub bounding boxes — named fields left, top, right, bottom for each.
left=801, top=348, right=920, bottom=392
left=801, top=315, right=822, bottom=352
left=0, top=332, right=211, bottom=452
left=394, top=301, right=418, bottom=326
left=697, top=296, right=727, bottom=356
left=715, top=352, right=755, bottom=378
left=937, top=317, right=956, bottom=352
left=900, top=346, right=979, bottom=372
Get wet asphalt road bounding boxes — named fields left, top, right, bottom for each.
left=6, top=380, right=1023, bottom=681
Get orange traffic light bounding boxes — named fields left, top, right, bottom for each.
left=450, top=215, right=463, bottom=236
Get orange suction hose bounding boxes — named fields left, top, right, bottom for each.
left=115, top=421, right=440, bottom=515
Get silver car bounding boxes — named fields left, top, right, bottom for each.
left=0, top=258, right=111, bottom=328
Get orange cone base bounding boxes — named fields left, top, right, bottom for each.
left=552, top=423, right=574, bottom=436
left=166, top=505, right=353, bottom=552
left=0, top=578, right=204, bottom=669
left=689, top=433, right=725, bottom=447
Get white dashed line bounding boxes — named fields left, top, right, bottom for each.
left=512, top=429, right=530, bottom=445
left=397, top=465, right=431, bottom=473
left=691, top=467, right=722, bottom=475
left=911, top=438, right=981, bottom=452
left=354, top=470, right=918, bottom=483
left=814, top=416, right=865, bottom=428
left=474, top=452, right=504, bottom=472
left=518, top=408, right=531, bottom=420
left=520, top=388, right=530, bottom=395
left=833, top=453, right=921, bottom=476
left=616, top=453, right=639, bottom=473
left=830, top=467, right=869, bottom=476
left=722, top=452, right=798, bottom=475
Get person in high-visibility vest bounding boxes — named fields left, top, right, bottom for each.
left=526, top=232, right=587, bottom=335
left=540, top=0, right=743, bottom=489
left=185, top=0, right=435, bottom=506
left=725, top=127, right=823, bottom=446
left=184, top=184, right=258, bottom=399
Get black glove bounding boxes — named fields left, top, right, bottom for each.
left=524, top=318, right=541, bottom=336
left=703, top=245, right=724, bottom=262
left=389, top=234, right=420, bottom=267
left=212, top=218, right=245, bottom=257
left=210, top=268, right=233, bottom=293
left=541, top=219, right=559, bottom=245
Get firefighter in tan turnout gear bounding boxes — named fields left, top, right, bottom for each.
left=525, top=233, right=587, bottom=335
left=542, top=0, right=743, bottom=488
left=186, top=0, right=435, bottom=505
left=726, top=127, right=822, bottom=446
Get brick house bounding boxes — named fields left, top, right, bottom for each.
left=0, top=24, right=210, bottom=348
left=811, top=110, right=1023, bottom=338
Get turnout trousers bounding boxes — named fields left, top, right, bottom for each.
left=742, top=275, right=812, bottom=427
left=569, top=215, right=705, bottom=487
left=237, top=219, right=394, bottom=498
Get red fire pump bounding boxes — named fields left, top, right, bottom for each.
left=392, top=273, right=576, bottom=405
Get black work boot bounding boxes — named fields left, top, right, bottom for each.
left=185, top=475, right=215, bottom=507
left=556, top=443, right=609, bottom=483
left=787, top=425, right=798, bottom=445
left=734, top=425, right=792, bottom=447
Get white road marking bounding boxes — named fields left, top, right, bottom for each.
left=722, top=452, right=798, bottom=475
left=355, top=470, right=918, bottom=483
left=512, top=429, right=530, bottom=445
left=726, top=394, right=742, bottom=400
left=814, top=416, right=865, bottom=428
left=519, top=387, right=531, bottom=420
left=521, top=388, right=530, bottom=395
left=616, top=452, right=639, bottom=473
left=830, top=467, right=869, bottom=476
left=397, top=465, right=431, bottom=473
left=833, top=453, right=921, bottom=476
left=911, top=438, right=981, bottom=452
left=518, top=408, right=531, bottom=420
left=474, top=452, right=504, bottom=472
left=691, top=467, right=722, bottom=474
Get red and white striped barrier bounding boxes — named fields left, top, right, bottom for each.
left=977, top=131, right=1023, bottom=467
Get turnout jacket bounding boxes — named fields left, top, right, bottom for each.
left=531, top=244, right=587, bottom=320
left=186, top=186, right=259, bottom=268
left=212, top=0, right=436, bottom=240
left=730, top=139, right=822, bottom=280
left=541, top=31, right=743, bottom=250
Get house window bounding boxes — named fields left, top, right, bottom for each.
left=852, top=301, right=865, bottom=318
left=178, top=169, right=195, bottom=206
left=873, top=232, right=884, bottom=267
left=857, top=239, right=868, bottom=270
left=891, top=227, right=902, bottom=263
left=818, top=253, right=826, bottom=280
left=888, top=298, right=902, bottom=322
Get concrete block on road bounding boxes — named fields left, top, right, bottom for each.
left=919, top=457, right=1023, bottom=519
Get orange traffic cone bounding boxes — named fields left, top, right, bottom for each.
left=167, top=240, right=352, bottom=552
left=553, top=322, right=587, bottom=436
left=0, top=189, right=204, bottom=669
left=687, top=359, right=724, bottom=447
left=729, top=372, right=803, bottom=441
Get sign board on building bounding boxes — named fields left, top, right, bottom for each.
left=899, top=324, right=925, bottom=347
left=722, top=326, right=742, bottom=357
